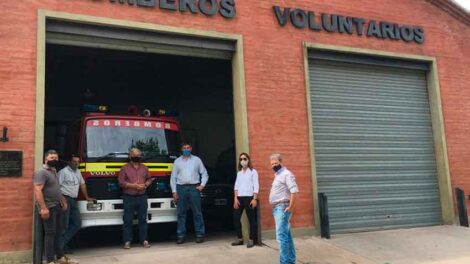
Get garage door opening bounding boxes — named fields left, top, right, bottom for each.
left=43, top=39, right=237, bottom=247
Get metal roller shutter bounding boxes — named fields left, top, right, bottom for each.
left=308, top=51, right=442, bottom=234
left=46, top=19, right=236, bottom=60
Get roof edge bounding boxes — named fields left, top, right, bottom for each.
left=426, top=0, right=470, bottom=27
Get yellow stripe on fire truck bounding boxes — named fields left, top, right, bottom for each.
left=79, top=162, right=173, bottom=172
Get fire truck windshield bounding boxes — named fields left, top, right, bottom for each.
left=85, top=126, right=179, bottom=162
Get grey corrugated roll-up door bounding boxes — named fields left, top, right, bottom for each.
left=308, top=51, right=442, bottom=234
left=46, top=19, right=236, bottom=60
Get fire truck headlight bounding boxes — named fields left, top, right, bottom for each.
left=87, top=202, right=103, bottom=211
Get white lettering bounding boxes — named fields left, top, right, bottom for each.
left=156, top=122, right=162, bottom=128
left=134, top=121, right=140, bottom=127
left=165, top=123, right=171, bottom=129
left=144, top=122, right=152, bottom=128
left=90, top=171, right=116, bottom=176
left=104, top=120, right=111, bottom=126
left=125, top=120, right=131, bottom=127
left=114, top=120, right=121, bottom=126
left=92, top=120, right=99, bottom=126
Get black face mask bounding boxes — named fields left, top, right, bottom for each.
left=272, top=164, right=282, bottom=173
left=47, top=160, right=60, bottom=168
left=130, top=156, right=141, bottom=163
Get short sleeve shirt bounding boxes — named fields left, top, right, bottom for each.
left=34, top=166, right=63, bottom=208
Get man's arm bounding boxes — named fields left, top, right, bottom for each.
left=144, top=167, right=154, bottom=188
left=34, top=184, right=49, bottom=220
left=286, top=193, right=295, bottom=212
left=285, top=171, right=299, bottom=212
left=60, top=195, right=68, bottom=211
left=170, top=162, right=178, bottom=200
left=198, top=159, right=209, bottom=189
left=79, top=172, right=94, bottom=201
left=118, top=167, right=137, bottom=190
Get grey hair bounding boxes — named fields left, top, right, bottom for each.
left=269, top=153, right=283, bottom=162
left=129, top=148, right=142, bottom=155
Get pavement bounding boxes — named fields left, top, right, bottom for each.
left=61, top=225, right=470, bottom=264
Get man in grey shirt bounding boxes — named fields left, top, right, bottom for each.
left=59, top=154, right=94, bottom=253
left=171, top=143, right=209, bottom=244
left=269, top=153, right=299, bottom=264
left=34, top=150, right=76, bottom=264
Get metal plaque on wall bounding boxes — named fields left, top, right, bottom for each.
left=0, top=151, right=22, bottom=177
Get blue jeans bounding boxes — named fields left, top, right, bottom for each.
left=273, top=203, right=296, bottom=264
left=62, top=196, right=81, bottom=249
left=122, top=194, right=148, bottom=243
left=176, top=185, right=205, bottom=238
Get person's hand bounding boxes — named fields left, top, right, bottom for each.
left=234, top=198, right=240, bottom=209
left=172, top=192, right=179, bottom=202
left=250, top=199, right=257, bottom=209
left=196, top=185, right=204, bottom=192
left=136, top=184, right=146, bottom=191
left=284, top=206, right=293, bottom=213
left=40, top=208, right=50, bottom=220
left=86, top=197, right=96, bottom=203
left=61, top=199, right=68, bottom=211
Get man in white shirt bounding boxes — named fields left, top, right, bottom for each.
left=269, top=153, right=299, bottom=264
left=58, top=155, right=94, bottom=253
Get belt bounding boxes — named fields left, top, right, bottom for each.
left=63, top=195, right=77, bottom=200
left=178, top=183, right=199, bottom=186
left=272, top=200, right=290, bottom=206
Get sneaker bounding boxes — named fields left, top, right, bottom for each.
left=176, top=237, right=185, bottom=244
left=231, top=239, right=244, bottom=246
left=247, top=239, right=254, bottom=248
left=57, top=256, right=78, bottom=264
left=142, top=240, right=151, bottom=248
left=195, top=237, right=204, bottom=243
left=123, top=241, right=131, bottom=249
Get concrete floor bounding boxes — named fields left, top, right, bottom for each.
left=64, top=225, right=470, bottom=264
left=328, top=225, right=470, bottom=264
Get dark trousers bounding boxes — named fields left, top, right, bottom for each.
left=233, top=196, right=258, bottom=241
left=122, top=194, right=148, bottom=243
left=43, top=205, right=64, bottom=262
left=62, top=196, right=81, bottom=249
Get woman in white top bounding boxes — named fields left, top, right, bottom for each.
left=231, top=152, right=259, bottom=248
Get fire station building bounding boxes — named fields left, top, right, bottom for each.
left=0, top=0, right=469, bottom=262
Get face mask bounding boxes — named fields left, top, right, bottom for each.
left=130, top=156, right=141, bottom=163
left=47, top=160, right=60, bottom=168
left=272, top=164, right=282, bottom=173
left=182, top=150, right=191, bottom=157
left=240, top=160, right=248, bottom=167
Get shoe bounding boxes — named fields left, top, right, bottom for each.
left=195, top=237, right=204, bottom=243
left=247, top=239, right=254, bottom=248
left=57, top=256, right=79, bottom=264
left=142, top=240, right=151, bottom=248
left=231, top=239, right=243, bottom=246
left=176, top=237, right=185, bottom=244
left=123, top=241, right=131, bottom=249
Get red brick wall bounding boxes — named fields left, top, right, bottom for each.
left=0, top=0, right=469, bottom=252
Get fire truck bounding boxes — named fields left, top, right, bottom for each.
left=65, top=105, right=180, bottom=228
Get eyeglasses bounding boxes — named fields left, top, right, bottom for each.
left=239, top=158, right=248, bottom=161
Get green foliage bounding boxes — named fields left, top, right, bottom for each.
left=130, top=137, right=166, bottom=157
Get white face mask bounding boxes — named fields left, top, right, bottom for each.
left=240, top=160, right=248, bottom=167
